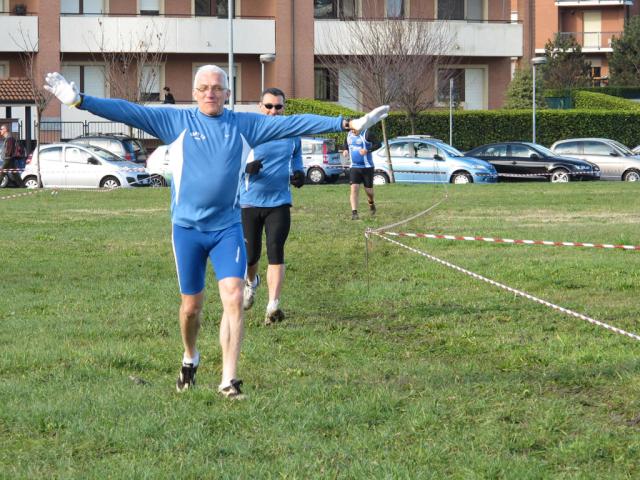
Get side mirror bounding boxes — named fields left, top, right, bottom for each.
left=88, top=157, right=99, bottom=165
left=433, top=154, right=444, bottom=161
left=609, top=151, right=620, bottom=157
left=529, top=153, right=540, bottom=159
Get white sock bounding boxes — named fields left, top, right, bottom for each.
left=183, top=351, right=200, bottom=367
left=267, top=299, right=279, bottom=313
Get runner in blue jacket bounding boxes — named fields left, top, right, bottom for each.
left=45, top=66, right=389, bottom=399
left=240, top=87, right=306, bottom=326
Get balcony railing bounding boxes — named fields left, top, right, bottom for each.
left=558, top=31, right=622, bottom=51
left=556, top=0, right=632, bottom=5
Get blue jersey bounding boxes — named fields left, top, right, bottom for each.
left=79, top=96, right=343, bottom=231
left=347, top=130, right=374, bottom=168
left=239, top=137, right=303, bottom=208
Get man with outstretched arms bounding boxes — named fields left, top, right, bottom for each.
left=240, top=87, right=306, bottom=326
left=45, top=66, right=389, bottom=400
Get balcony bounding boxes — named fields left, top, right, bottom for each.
left=553, top=31, right=622, bottom=52
left=60, top=15, right=275, bottom=54
left=0, top=14, right=38, bottom=52
left=314, top=19, right=522, bottom=57
left=556, top=0, right=632, bottom=5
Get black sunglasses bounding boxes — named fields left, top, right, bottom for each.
left=263, top=103, right=284, bottom=110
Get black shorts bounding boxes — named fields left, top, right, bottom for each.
left=350, top=167, right=374, bottom=188
left=241, top=205, right=291, bottom=266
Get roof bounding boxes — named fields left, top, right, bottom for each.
left=0, top=78, right=36, bottom=103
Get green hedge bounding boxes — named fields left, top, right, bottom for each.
left=572, top=90, right=640, bottom=111
left=546, top=86, right=640, bottom=99
left=285, top=98, right=640, bottom=150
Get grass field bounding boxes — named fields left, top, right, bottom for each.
left=1, top=181, right=640, bottom=478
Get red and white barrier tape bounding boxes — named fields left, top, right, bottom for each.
left=497, top=172, right=596, bottom=178
left=0, top=167, right=147, bottom=173
left=0, top=189, right=48, bottom=201
left=380, top=231, right=640, bottom=251
left=370, top=231, right=640, bottom=342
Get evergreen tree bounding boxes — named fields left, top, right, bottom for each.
left=504, top=67, right=546, bottom=109
left=542, top=33, right=591, bottom=90
left=609, top=16, right=640, bottom=86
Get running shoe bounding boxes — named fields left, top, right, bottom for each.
left=264, top=307, right=285, bottom=326
left=243, top=274, right=260, bottom=311
left=176, top=363, right=198, bottom=392
left=218, top=379, right=246, bottom=400
left=368, top=201, right=376, bottom=215
left=351, top=211, right=359, bottom=220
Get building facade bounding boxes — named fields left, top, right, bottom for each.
left=0, top=0, right=522, bottom=140
left=514, top=0, right=640, bottom=85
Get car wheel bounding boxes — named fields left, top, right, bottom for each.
left=307, top=167, right=325, bottom=184
left=623, top=169, right=640, bottom=182
left=550, top=169, right=570, bottom=183
left=451, top=172, right=473, bottom=184
left=0, top=175, right=8, bottom=188
left=149, top=174, right=166, bottom=187
left=23, top=176, right=39, bottom=189
left=373, top=171, right=389, bottom=185
left=100, top=176, right=121, bottom=189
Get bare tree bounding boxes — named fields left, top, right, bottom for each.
left=317, top=2, right=457, bottom=181
left=89, top=19, right=167, bottom=104
left=11, top=28, right=54, bottom=188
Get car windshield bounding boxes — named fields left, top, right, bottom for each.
left=610, top=139, right=634, bottom=155
left=526, top=143, right=555, bottom=156
left=438, top=143, right=464, bottom=157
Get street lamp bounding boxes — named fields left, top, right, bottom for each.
left=260, top=54, right=276, bottom=94
left=531, top=56, right=547, bottom=144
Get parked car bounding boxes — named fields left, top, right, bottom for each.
left=22, top=143, right=151, bottom=188
left=69, top=133, right=148, bottom=164
left=465, top=141, right=600, bottom=182
left=145, top=145, right=171, bottom=187
left=371, top=137, right=498, bottom=184
left=300, top=136, right=343, bottom=184
left=550, top=138, right=640, bottom=182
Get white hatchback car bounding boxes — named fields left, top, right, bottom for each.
left=22, top=143, right=151, bottom=189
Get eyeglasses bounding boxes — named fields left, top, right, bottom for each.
left=263, top=104, right=284, bottom=110
left=194, top=85, right=227, bottom=94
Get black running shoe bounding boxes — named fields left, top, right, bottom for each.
left=218, top=379, right=246, bottom=400
left=351, top=211, right=359, bottom=220
left=368, top=201, right=376, bottom=215
left=176, top=363, right=198, bottom=392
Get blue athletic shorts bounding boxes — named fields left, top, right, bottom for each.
left=172, top=223, right=247, bottom=295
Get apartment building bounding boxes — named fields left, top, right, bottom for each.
left=0, top=0, right=522, bottom=141
left=515, top=0, right=640, bottom=84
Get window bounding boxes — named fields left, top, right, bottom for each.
left=61, top=0, right=105, bottom=14
left=0, top=63, right=7, bottom=80
left=583, top=141, right=613, bottom=156
left=139, top=65, right=161, bottom=102
left=61, top=65, right=106, bottom=97
left=437, top=0, right=483, bottom=20
left=314, top=67, right=338, bottom=101
left=139, top=0, right=161, bottom=15
left=195, top=0, right=229, bottom=17
left=389, top=142, right=413, bottom=157
left=554, top=142, right=579, bottom=155
left=386, top=0, right=404, bottom=19
left=483, top=145, right=507, bottom=157
left=40, top=147, right=63, bottom=163
left=314, top=0, right=357, bottom=19
left=416, top=143, right=438, bottom=158
left=66, top=147, right=93, bottom=165
left=437, top=69, right=465, bottom=104
left=510, top=145, right=535, bottom=158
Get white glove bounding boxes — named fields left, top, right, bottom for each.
left=350, top=105, right=390, bottom=133
left=44, top=72, right=81, bottom=106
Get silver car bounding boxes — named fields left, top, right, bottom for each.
left=22, top=143, right=151, bottom=188
left=300, top=136, right=343, bottom=184
left=550, top=138, right=640, bottom=181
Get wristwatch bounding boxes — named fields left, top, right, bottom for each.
left=342, top=118, right=352, bottom=131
